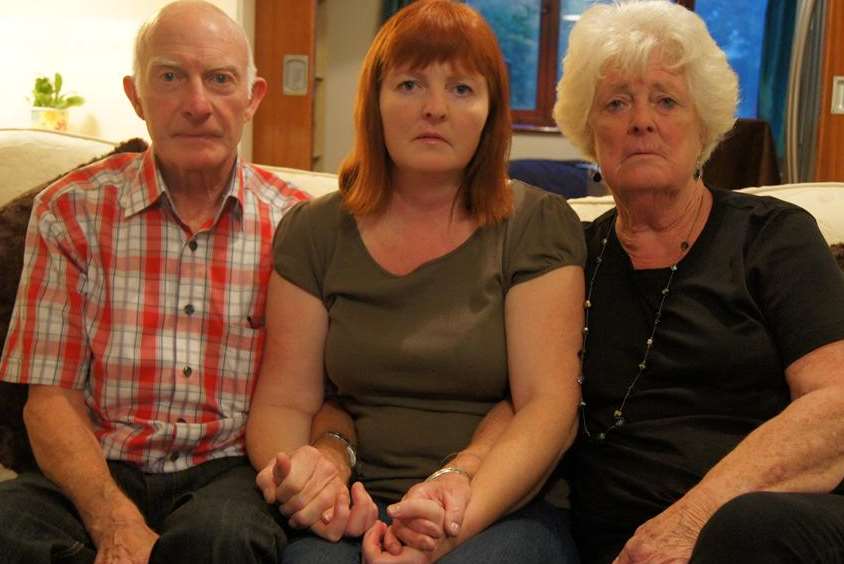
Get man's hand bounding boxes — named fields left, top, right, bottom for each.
left=92, top=520, right=158, bottom=564
left=362, top=521, right=434, bottom=564
left=613, top=494, right=715, bottom=564
left=256, top=447, right=338, bottom=514
left=385, top=471, right=471, bottom=552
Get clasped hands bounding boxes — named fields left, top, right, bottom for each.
left=256, top=446, right=471, bottom=562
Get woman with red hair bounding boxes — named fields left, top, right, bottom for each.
left=247, top=1, right=585, bottom=562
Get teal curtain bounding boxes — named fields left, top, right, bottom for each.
left=382, top=0, right=415, bottom=23
left=757, top=0, right=797, bottom=161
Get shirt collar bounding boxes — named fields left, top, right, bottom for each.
left=122, top=149, right=246, bottom=230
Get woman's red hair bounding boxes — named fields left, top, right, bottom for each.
left=338, top=0, right=513, bottom=225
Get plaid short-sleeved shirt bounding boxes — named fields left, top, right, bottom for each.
left=0, top=149, right=307, bottom=472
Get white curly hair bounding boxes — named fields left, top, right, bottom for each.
left=552, top=0, right=738, bottom=165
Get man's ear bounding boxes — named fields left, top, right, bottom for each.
left=244, top=77, right=268, bottom=122
left=123, top=76, right=145, bottom=120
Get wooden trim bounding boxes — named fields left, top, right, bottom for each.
left=535, top=0, right=560, bottom=128
left=509, top=0, right=558, bottom=129
left=815, top=0, right=844, bottom=181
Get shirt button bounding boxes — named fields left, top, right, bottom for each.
left=183, top=366, right=193, bottom=377
left=184, top=304, right=195, bottom=315
left=189, top=240, right=198, bottom=251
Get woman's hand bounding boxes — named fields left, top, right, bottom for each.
left=385, top=471, right=471, bottom=551
left=311, top=480, right=380, bottom=542
left=363, top=521, right=437, bottom=564
left=613, top=493, right=716, bottom=564
left=256, top=447, right=377, bottom=540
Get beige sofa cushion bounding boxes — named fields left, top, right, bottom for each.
left=0, top=129, right=117, bottom=207
left=567, top=182, right=844, bottom=244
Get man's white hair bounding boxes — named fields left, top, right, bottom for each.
left=131, top=0, right=258, bottom=94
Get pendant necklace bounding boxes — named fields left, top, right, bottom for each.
left=578, top=192, right=704, bottom=442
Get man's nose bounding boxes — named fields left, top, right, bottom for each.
left=183, top=78, right=212, bottom=119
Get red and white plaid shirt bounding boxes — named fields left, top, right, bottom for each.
left=0, top=149, right=307, bottom=472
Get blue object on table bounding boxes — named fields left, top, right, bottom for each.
left=508, top=159, right=604, bottom=199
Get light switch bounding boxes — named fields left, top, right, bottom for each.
left=833, top=76, right=844, bottom=115
left=283, top=55, right=309, bottom=96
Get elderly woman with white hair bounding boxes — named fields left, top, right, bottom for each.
left=553, top=1, right=844, bottom=563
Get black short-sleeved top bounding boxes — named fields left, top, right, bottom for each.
left=273, top=181, right=586, bottom=502
left=571, top=187, right=844, bottom=556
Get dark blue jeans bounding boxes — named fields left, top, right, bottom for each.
left=690, top=491, right=844, bottom=563
left=282, top=498, right=579, bottom=564
left=577, top=491, right=844, bottom=564
left=0, top=456, right=287, bottom=564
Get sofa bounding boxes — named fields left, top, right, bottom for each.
left=1, top=127, right=843, bottom=482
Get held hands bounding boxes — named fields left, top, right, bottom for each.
left=256, top=446, right=377, bottom=541
left=363, top=521, right=434, bottom=564
left=362, top=469, right=471, bottom=562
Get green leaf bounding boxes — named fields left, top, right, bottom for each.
left=29, top=72, right=83, bottom=109
left=57, top=95, right=85, bottom=110
left=34, top=76, right=53, bottom=96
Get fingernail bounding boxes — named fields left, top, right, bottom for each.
left=387, top=504, right=399, bottom=516
left=449, top=521, right=460, bottom=535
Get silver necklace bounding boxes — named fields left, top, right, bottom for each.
left=578, top=197, right=703, bottom=442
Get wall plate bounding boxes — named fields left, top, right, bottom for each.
left=283, top=55, right=309, bottom=96
left=833, top=76, right=844, bottom=115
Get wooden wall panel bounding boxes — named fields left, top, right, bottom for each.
left=815, top=0, right=844, bottom=181
left=253, top=0, right=316, bottom=170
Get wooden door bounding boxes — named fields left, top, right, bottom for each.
left=253, top=0, right=316, bottom=170
left=815, top=0, right=844, bottom=181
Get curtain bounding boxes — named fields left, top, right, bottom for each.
left=757, top=0, right=797, bottom=161
left=382, top=0, right=415, bottom=23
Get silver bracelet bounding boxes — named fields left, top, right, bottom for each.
left=425, top=466, right=470, bottom=482
left=314, top=431, right=357, bottom=469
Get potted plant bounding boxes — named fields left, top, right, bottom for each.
left=29, top=73, right=85, bottom=132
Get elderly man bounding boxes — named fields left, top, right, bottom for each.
left=0, top=2, right=308, bottom=562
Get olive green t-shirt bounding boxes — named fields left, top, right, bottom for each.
left=272, top=180, right=586, bottom=503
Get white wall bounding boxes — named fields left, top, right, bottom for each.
left=0, top=0, right=249, bottom=152
left=317, top=0, right=382, bottom=174
left=511, top=132, right=583, bottom=161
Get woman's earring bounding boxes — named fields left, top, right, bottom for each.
left=694, top=166, right=702, bottom=180
left=592, top=168, right=602, bottom=183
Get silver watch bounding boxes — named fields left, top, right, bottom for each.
left=319, top=431, right=357, bottom=469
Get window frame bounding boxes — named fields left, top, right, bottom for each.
left=513, top=0, right=695, bottom=133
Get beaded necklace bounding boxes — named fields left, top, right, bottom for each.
left=579, top=194, right=703, bottom=442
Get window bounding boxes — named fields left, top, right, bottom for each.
left=694, top=0, right=769, bottom=118
left=467, top=0, right=767, bottom=131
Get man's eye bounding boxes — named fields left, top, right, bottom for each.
left=213, top=74, right=231, bottom=84
left=162, top=72, right=177, bottom=81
